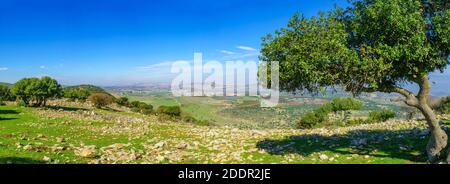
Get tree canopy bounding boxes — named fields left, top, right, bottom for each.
left=260, top=0, right=449, bottom=162
left=0, top=85, right=12, bottom=104
left=12, top=77, right=62, bottom=107
left=261, top=0, right=449, bottom=95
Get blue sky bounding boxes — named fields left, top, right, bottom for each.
left=0, top=0, right=448, bottom=95
left=0, top=0, right=350, bottom=86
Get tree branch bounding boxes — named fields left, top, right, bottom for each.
left=389, top=86, right=420, bottom=107
left=359, top=85, right=419, bottom=108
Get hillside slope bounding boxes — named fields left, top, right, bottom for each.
left=2, top=100, right=448, bottom=164
left=0, top=82, right=12, bottom=87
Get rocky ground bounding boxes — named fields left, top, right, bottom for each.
left=1, top=101, right=449, bottom=164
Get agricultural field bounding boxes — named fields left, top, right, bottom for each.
left=118, top=91, right=414, bottom=129
left=1, top=100, right=449, bottom=164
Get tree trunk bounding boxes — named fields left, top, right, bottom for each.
left=386, top=75, right=449, bottom=163
left=418, top=104, right=448, bottom=163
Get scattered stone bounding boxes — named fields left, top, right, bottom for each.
left=56, top=137, right=65, bottom=143
left=153, top=141, right=166, bottom=149
left=175, top=142, right=189, bottom=150
left=319, top=154, right=329, bottom=160
left=74, top=145, right=97, bottom=158
left=156, top=155, right=166, bottom=162
left=23, top=144, right=33, bottom=151
left=43, top=156, right=51, bottom=162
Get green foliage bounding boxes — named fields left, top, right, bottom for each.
left=297, top=111, right=323, bottom=129
left=63, top=85, right=106, bottom=102
left=130, top=101, right=141, bottom=108
left=260, top=0, right=449, bottom=95
left=367, top=109, right=396, bottom=123
left=330, top=98, right=363, bottom=112
left=157, top=105, right=181, bottom=117
left=181, top=113, right=211, bottom=126
left=131, top=102, right=153, bottom=115
left=297, top=98, right=364, bottom=129
left=115, top=97, right=130, bottom=107
left=11, top=77, right=62, bottom=107
left=432, top=96, right=450, bottom=114
left=0, top=85, right=12, bottom=104
left=87, top=93, right=113, bottom=108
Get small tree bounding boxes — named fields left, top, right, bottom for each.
left=38, top=76, right=63, bottom=106
left=261, top=0, right=449, bottom=162
left=87, top=93, right=113, bottom=108
left=12, top=78, right=38, bottom=106
left=131, top=102, right=153, bottom=114
left=115, top=97, right=130, bottom=107
left=0, top=85, right=11, bottom=105
left=331, top=98, right=363, bottom=112
left=12, top=77, right=62, bottom=107
left=64, top=88, right=91, bottom=102
left=367, top=109, right=396, bottom=123
left=157, top=106, right=181, bottom=116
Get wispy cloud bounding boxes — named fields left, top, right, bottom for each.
left=220, top=50, right=235, bottom=55
left=40, top=65, right=47, bottom=69
left=0, top=67, right=8, bottom=71
left=136, top=60, right=190, bottom=71
left=236, top=45, right=257, bottom=51
left=221, top=53, right=260, bottom=60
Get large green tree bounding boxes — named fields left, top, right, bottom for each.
left=260, top=0, right=449, bottom=162
left=12, top=77, right=62, bottom=107
left=0, top=85, right=11, bottom=104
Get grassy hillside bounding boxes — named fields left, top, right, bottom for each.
left=0, top=82, right=12, bottom=87
left=1, top=101, right=448, bottom=164
left=63, top=85, right=106, bottom=94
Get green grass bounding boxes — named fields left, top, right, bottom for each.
left=2, top=103, right=447, bottom=164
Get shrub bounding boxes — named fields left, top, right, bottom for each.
left=331, top=98, right=363, bottom=112
left=63, top=85, right=107, bottom=102
left=367, top=109, right=396, bottom=123
left=297, top=98, right=364, bottom=129
left=181, top=113, right=210, bottom=126
left=297, top=111, right=322, bottom=129
left=64, top=88, right=90, bottom=102
left=115, top=97, right=130, bottom=107
left=131, top=102, right=153, bottom=114
left=87, top=93, right=113, bottom=108
left=157, top=105, right=181, bottom=116
left=130, top=101, right=141, bottom=108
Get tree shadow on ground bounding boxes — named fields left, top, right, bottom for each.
left=0, top=117, right=17, bottom=121
left=45, top=106, right=87, bottom=112
left=101, top=107, right=121, bottom=112
left=0, top=157, right=46, bottom=164
left=0, top=109, right=19, bottom=115
left=256, top=128, right=437, bottom=162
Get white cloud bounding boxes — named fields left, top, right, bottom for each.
left=236, top=45, right=257, bottom=51
left=220, top=50, right=235, bottom=55
left=136, top=60, right=189, bottom=71
left=40, top=65, right=47, bottom=69
left=0, top=67, right=8, bottom=71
